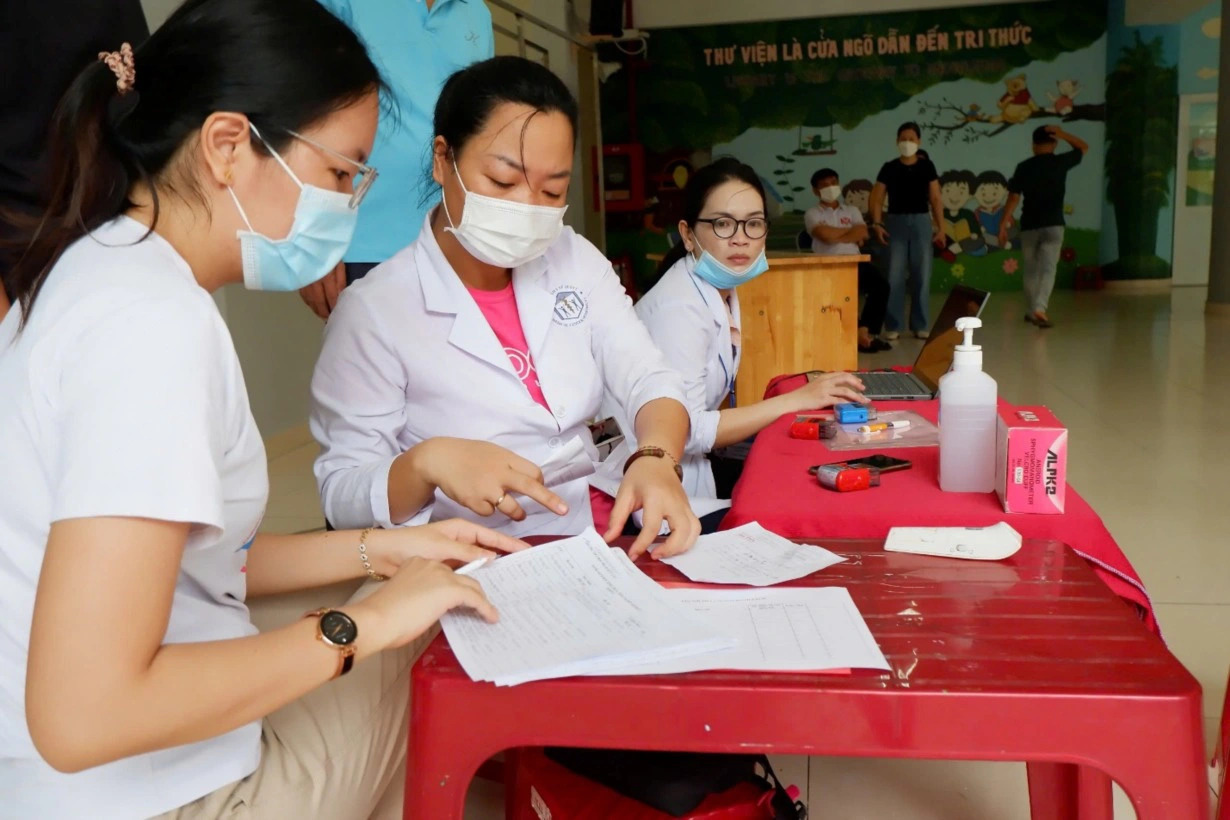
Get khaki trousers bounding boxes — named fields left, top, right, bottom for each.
left=154, top=579, right=432, bottom=820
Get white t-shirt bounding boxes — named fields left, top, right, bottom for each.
left=0, top=217, right=267, bottom=819
left=804, top=202, right=865, bottom=256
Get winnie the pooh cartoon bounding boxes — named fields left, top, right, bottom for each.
left=990, top=74, right=1039, bottom=124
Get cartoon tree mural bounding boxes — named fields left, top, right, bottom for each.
left=918, top=96, right=1106, bottom=143
left=600, top=0, right=1107, bottom=153
left=1103, top=33, right=1177, bottom=279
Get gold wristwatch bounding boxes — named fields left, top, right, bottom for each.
left=305, top=608, right=358, bottom=679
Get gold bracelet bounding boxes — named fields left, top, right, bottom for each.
left=357, top=527, right=388, bottom=581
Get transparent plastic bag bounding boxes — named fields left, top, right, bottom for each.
left=824, top=410, right=939, bottom=451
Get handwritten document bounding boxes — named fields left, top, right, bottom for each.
left=661, top=523, right=846, bottom=586
left=441, top=529, right=732, bottom=686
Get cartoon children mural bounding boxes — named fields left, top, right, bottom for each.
left=939, top=170, right=986, bottom=261
left=974, top=171, right=1017, bottom=250
left=842, top=179, right=874, bottom=216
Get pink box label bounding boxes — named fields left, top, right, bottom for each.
left=996, top=407, right=1067, bottom=514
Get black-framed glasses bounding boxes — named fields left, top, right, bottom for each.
left=695, top=216, right=770, bottom=240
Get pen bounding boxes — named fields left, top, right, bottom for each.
left=856, top=420, right=911, bottom=433
left=455, top=556, right=493, bottom=576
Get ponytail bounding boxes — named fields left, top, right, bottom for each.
left=1, top=0, right=384, bottom=328
left=1, top=60, right=139, bottom=326
left=653, top=157, right=767, bottom=280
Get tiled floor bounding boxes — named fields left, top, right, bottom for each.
left=265, top=287, right=1227, bottom=818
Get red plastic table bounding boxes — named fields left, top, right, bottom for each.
left=722, top=399, right=1156, bottom=631
left=405, top=539, right=1205, bottom=819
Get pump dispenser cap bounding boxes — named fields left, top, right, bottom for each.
left=952, top=317, right=983, bottom=371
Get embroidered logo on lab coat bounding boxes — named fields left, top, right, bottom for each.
left=551, top=287, right=588, bottom=326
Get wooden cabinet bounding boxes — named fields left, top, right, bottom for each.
left=733, top=253, right=862, bottom=407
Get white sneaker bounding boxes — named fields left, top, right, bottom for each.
left=914, top=330, right=930, bottom=339
left=882, top=331, right=900, bottom=341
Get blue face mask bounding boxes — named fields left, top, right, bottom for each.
left=687, top=241, right=770, bottom=290
left=227, top=126, right=359, bottom=292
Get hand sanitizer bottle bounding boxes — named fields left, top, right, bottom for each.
left=939, top=317, right=998, bottom=492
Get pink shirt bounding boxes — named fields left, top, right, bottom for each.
left=468, top=283, right=616, bottom=533
left=466, top=283, right=550, bottom=411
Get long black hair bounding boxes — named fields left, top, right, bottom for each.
left=425, top=55, right=579, bottom=200
left=1, top=0, right=383, bottom=326
left=656, top=157, right=767, bottom=278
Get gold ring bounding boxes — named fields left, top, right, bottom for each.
left=493, top=494, right=506, bottom=508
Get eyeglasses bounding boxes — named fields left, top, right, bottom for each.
left=252, top=125, right=376, bottom=210
left=694, top=216, right=770, bottom=240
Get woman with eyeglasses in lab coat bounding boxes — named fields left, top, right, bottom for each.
left=615, top=159, right=866, bottom=516
left=310, top=56, right=701, bottom=560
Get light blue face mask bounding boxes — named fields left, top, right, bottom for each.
left=227, top=125, right=359, bottom=292
left=687, top=241, right=770, bottom=290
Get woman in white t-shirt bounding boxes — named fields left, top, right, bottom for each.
left=0, top=2, right=518, bottom=818
left=625, top=159, right=867, bottom=507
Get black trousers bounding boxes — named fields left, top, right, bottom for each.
left=858, top=261, right=890, bottom=335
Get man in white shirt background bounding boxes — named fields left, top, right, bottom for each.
left=804, top=168, right=893, bottom=353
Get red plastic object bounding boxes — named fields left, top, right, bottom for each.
left=816, top=464, right=879, bottom=492
left=788, top=417, right=834, bottom=440
left=406, top=538, right=1205, bottom=819
left=1217, top=667, right=1229, bottom=820
left=1073, top=264, right=1105, bottom=290
left=506, top=747, right=778, bottom=819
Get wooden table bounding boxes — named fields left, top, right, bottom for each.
left=643, top=251, right=862, bottom=407
left=405, top=539, right=1206, bottom=819
left=735, top=252, right=861, bottom=407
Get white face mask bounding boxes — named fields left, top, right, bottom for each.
left=441, top=159, right=568, bottom=268
left=818, top=185, right=842, bottom=204
left=898, top=140, right=920, bottom=158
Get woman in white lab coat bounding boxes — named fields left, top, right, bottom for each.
left=311, top=56, right=700, bottom=559
left=629, top=158, right=867, bottom=503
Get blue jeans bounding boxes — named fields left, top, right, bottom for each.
left=884, top=212, right=934, bottom=333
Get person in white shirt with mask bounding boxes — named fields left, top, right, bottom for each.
left=0, top=3, right=522, bottom=818
left=311, top=57, right=700, bottom=560
left=618, top=159, right=866, bottom=518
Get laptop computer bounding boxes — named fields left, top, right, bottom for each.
left=858, top=285, right=991, bottom=400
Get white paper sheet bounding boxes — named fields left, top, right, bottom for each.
left=660, top=522, right=845, bottom=586
left=583, top=587, right=890, bottom=676
left=538, top=435, right=596, bottom=487
left=441, top=529, right=733, bottom=686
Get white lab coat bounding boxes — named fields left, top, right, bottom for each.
left=602, top=256, right=741, bottom=499
left=310, top=214, right=686, bottom=537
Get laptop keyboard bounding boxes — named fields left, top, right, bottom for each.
left=861, top=371, right=930, bottom=397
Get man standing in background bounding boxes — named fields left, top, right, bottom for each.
left=1000, top=125, right=1088, bottom=329
left=1, top=0, right=150, bottom=320
left=301, top=0, right=494, bottom=318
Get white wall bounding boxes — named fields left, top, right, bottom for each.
left=630, top=0, right=1052, bottom=29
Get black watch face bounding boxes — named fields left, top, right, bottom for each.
left=320, top=611, right=358, bottom=646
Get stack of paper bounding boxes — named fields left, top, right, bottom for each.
left=440, top=530, right=735, bottom=686
left=584, top=587, right=890, bottom=676
left=661, top=523, right=846, bottom=586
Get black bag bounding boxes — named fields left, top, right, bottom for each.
left=543, top=747, right=807, bottom=818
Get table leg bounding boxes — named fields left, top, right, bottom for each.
left=405, top=720, right=491, bottom=819
left=1027, top=763, right=1112, bottom=820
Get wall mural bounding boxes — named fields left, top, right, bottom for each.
left=601, top=0, right=1111, bottom=293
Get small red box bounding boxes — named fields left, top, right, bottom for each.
left=509, top=748, right=776, bottom=820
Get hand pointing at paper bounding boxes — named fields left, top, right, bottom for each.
left=389, top=438, right=568, bottom=524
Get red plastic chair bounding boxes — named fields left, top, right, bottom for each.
left=1217, top=667, right=1229, bottom=819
